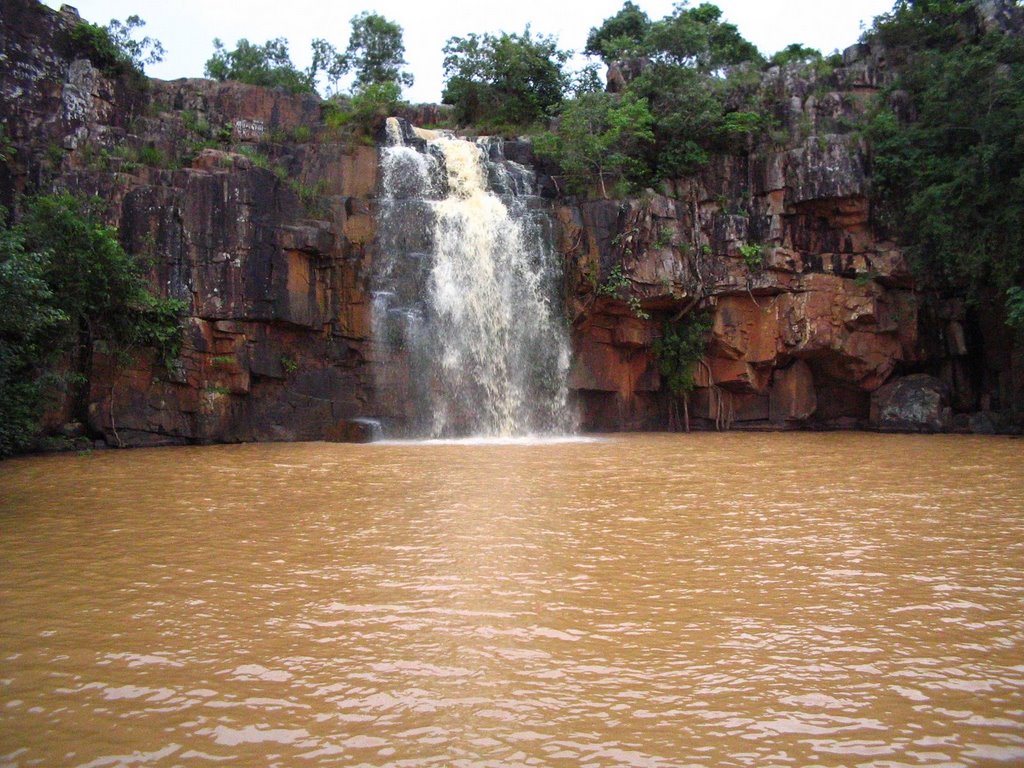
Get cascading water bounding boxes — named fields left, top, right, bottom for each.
left=373, top=118, right=575, bottom=438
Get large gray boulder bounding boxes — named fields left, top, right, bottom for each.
left=870, top=374, right=952, bottom=432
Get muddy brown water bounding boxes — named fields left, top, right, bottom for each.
left=1, top=433, right=1022, bottom=767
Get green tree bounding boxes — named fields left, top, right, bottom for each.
left=626, top=64, right=724, bottom=177
left=645, top=2, right=762, bottom=71
left=342, top=12, right=413, bottom=92
left=652, top=312, right=711, bottom=431
left=769, top=43, right=823, bottom=66
left=7, top=195, right=186, bottom=443
left=864, top=1, right=1024, bottom=312
left=442, top=28, right=570, bottom=128
left=584, top=1, right=652, bottom=63
left=69, top=15, right=164, bottom=77
left=0, top=214, right=66, bottom=456
left=204, top=38, right=314, bottom=93
left=535, top=91, right=654, bottom=197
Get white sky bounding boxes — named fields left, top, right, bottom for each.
left=42, top=0, right=895, bottom=103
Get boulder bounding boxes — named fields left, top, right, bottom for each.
left=870, top=374, right=951, bottom=432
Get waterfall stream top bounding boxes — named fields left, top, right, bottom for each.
left=374, top=118, right=575, bottom=439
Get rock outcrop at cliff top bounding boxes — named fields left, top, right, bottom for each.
left=1, top=0, right=1019, bottom=444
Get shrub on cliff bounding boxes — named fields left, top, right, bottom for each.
left=864, top=0, right=1024, bottom=316
left=442, top=28, right=570, bottom=128
left=0, top=196, right=185, bottom=455
left=535, top=91, right=655, bottom=197
left=577, top=2, right=764, bottom=181
left=68, top=15, right=164, bottom=80
left=205, top=38, right=316, bottom=94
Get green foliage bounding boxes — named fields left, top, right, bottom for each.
left=0, top=213, right=67, bottom=456
left=69, top=15, right=163, bottom=77
left=645, top=2, right=763, bottom=71
left=442, top=28, right=570, bottom=129
left=343, top=12, right=413, bottom=92
left=769, top=43, right=823, bottom=67
left=324, top=80, right=405, bottom=135
left=738, top=242, right=764, bottom=270
left=290, top=179, right=330, bottom=217
left=626, top=64, right=718, bottom=177
left=18, top=194, right=185, bottom=360
left=535, top=91, right=654, bottom=197
left=280, top=355, right=299, bottom=374
left=864, top=2, right=1024, bottom=316
left=104, top=15, right=165, bottom=72
left=651, top=312, right=712, bottom=395
left=204, top=38, right=314, bottom=94
left=584, top=1, right=652, bottom=63
left=597, top=263, right=632, bottom=297
left=1007, top=286, right=1024, bottom=333
left=0, top=124, right=14, bottom=166
left=0, top=196, right=184, bottom=454
left=237, top=145, right=272, bottom=169
left=865, top=0, right=975, bottom=54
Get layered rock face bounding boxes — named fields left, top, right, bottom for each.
left=2, top=0, right=380, bottom=445
left=554, top=49, right=1022, bottom=433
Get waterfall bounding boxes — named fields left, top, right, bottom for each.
left=373, top=118, right=575, bottom=438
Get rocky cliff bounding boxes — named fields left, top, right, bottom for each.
left=554, top=46, right=1022, bottom=434
left=2, top=0, right=381, bottom=446
left=1, top=0, right=1020, bottom=446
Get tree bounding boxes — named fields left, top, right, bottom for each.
left=535, top=92, right=654, bottom=197
left=6, top=195, right=186, bottom=444
left=645, top=2, right=762, bottom=71
left=864, top=1, right=1024, bottom=313
left=442, top=28, right=570, bottom=128
left=769, top=43, right=823, bottom=67
left=0, top=213, right=66, bottom=456
left=584, top=1, right=652, bottom=63
left=652, top=313, right=712, bottom=431
left=105, top=15, right=165, bottom=72
left=204, top=38, right=314, bottom=94
left=342, top=12, right=413, bottom=92
left=69, top=15, right=164, bottom=77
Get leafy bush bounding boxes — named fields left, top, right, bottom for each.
left=442, top=28, right=570, bottom=128
left=652, top=313, right=712, bottom=396
left=69, top=15, right=163, bottom=77
left=0, top=195, right=186, bottom=454
left=864, top=1, right=1024, bottom=316
left=534, top=91, right=654, bottom=197
left=205, top=38, right=314, bottom=93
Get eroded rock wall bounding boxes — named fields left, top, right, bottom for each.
left=555, top=47, right=1022, bottom=433
left=1, top=0, right=381, bottom=446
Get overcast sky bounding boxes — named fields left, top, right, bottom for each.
left=42, top=0, right=895, bottom=103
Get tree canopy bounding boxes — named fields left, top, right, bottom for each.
left=442, top=28, right=570, bottom=128
left=204, top=37, right=315, bottom=93
left=205, top=12, right=411, bottom=97
left=343, top=12, right=413, bottom=92
left=0, top=196, right=185, bottom=455
left=864, top=0, right=1024, bottom=315
left=535, top=91, right=655, bottom=197
left=584, top=1, right=651, bottom=63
